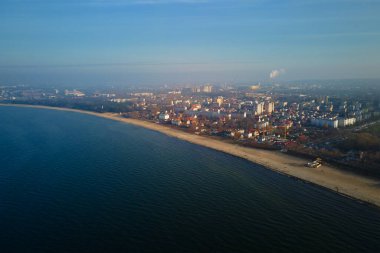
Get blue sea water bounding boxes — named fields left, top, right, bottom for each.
left=0, top=106, right=380, bottom=253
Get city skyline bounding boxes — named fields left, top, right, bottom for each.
left=1, top=0, right=380, bottom=85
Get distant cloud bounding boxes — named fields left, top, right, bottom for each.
left=269, top=69, right=286, bottom=79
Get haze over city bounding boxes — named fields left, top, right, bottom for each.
left=2, top=0, right=380, bottom=252
left=1, top=0, right=380, bottom=85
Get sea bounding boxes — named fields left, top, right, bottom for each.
left=0, top=106, right=380, bottom=253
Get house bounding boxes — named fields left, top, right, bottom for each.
left=159, top=113, right=170, bottom=122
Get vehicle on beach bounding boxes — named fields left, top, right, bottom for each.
left=306, top=158, right=323, bottom=168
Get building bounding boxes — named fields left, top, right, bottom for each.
left=130, top=92, right=154, bottom=97
left=171, top=119, right=182, bottom=126
left=111, top=98, right=128, bottom=103
left=254, top=102, right=264, bottom=115
left=202, top=84, right=213, bottom=93
left=64, top=89, right=85, bottom=97
left=216, top=96, right=224, bottom=106
left=310, top=118, right=339, bottom=128
left=338, top=117, right=356, bottom=127
left=158, top=112, right=170, bottom=121
left=264, top=101, right=274, bottom=114
left=191, top=104, right=202, bottom=111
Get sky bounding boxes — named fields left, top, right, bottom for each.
left=0, top=0, right=379, bottom=86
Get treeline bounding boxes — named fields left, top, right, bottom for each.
left=364, top=123, right=380, bottom=137
left=6, top=98, right=135, bottom=113
left=337, top=133, right=380, bottom=151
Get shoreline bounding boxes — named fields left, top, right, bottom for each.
left=2, top=103, right=380, bottom=208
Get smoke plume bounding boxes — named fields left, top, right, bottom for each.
left=269, top=69, right=285, bottom=79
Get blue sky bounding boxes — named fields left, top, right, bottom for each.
left=0, top=0, right=379, bottom=86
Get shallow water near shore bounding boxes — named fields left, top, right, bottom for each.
left=1, top=106, right=380, bottom=253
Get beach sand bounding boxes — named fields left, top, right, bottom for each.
left=2, top=103, right=380, bottom=208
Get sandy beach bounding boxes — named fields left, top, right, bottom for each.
left=2, top=103, right=380, bottom=208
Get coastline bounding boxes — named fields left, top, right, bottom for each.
left=2, top=103, right=380, bottom=208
